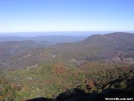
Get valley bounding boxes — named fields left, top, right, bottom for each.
left=0, top=32, right=134, bottom=101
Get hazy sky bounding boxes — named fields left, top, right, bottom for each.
left=0, top=0, right=134, bottom=34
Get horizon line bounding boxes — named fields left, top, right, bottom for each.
left=0, top=31, right=134, bottom=33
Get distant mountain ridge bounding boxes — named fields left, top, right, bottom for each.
left=82, top=32, right=134, bottom=44
left=1, top=32, right=134, bottom=69
left=0, top=35, right=87, bottom=43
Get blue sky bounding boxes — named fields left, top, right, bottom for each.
left=0, top=0, right=134, bottom=35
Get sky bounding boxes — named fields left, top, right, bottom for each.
left=0, top=0, right=134, bottom=36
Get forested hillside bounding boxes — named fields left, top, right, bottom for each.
left=0, top=32, right=134, bottom=101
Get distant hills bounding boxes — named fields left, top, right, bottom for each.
left=82, top=32, right=134, bottom=62
left=0, top=35, right=87, bottom=43
left=0, top=40, right=46, bottom=59
left=0, top=35, right=86, bottom=68
left=1, top=32, right=134, bottom=69
left=49, top=32, right=134, bottom=63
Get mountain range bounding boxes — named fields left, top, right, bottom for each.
left=0, top=32, right=134, bottom=100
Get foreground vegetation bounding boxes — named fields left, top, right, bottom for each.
left=0, top=61, right=134, bottom=101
